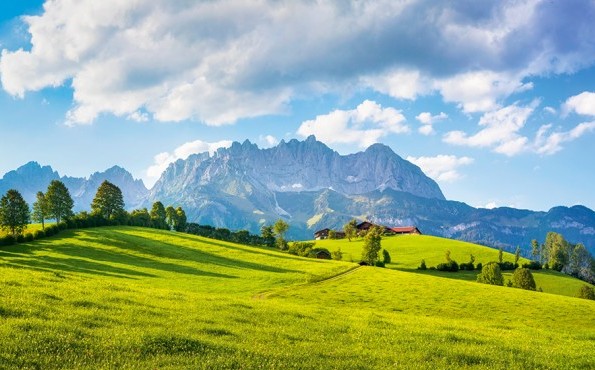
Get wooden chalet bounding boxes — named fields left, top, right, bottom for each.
left=390, top=226, right=422, bottom=235
left=311, top=249, right=332, bottom=259
left=313, top=228, right=345, bottom=240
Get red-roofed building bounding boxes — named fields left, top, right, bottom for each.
left=390, top=226, right=422, bottom=235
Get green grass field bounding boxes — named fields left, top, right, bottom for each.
left=0, top=222, right=56, bottom=237
left=313, top=234, right=588, bottom=297
left=0, top=227, right=593, bottom=369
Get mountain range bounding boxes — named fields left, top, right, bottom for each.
left=1, top=137, right=594, bottom=254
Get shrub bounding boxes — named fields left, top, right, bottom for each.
left=44, top=225, right=58, bottom=236
left=308, top=248, right=331, bottom=259
left=331, top=248, right=343, bottom=261
left=577, top=285, right=595, bottom=300
left=429, top=266, right=436, bottom=270
left=418, top=259, right=427, bottom=270
left=288, top=242, right=316, bottom=257
left=477, top=262, right=504, bottom=286
left=33, top=230, right=45, bottom=239
left=374, top=260, right=385, bottom=268
left=522, top=260, right=542, bottom=270
left=498, top=261, right=516, bottom=271
left=436, top=260, right=459, bottom=272
left=382, top=249, right=391, bottom=264
left=511, top=268, right=536, bottom=291
left=459, top=262, right=474, bottom=271
left=506, top=280, right=513, bottom=287
left=0, top=235, right=16, bottom=246
left=23, top=233, right=34, bottom=242
left=16, top=234, right=25, bottom=243
left=475, top=262, right=483, bottom=271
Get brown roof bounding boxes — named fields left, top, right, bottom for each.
left=390, top=226, right=420, bottom=233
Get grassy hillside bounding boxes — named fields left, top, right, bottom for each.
left=313, top=234, right=588, bottom=297
left=0, top=227, right=593, bottom=369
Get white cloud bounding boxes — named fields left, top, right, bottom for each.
left=406, top=154, right=474, bottom=183
left=544, top=106, right=556, bottom=115
left=297, top=100, right=408, bottom=148
left=563, top=91, right=595, bottom=117
left=534, top=121, right=595, bottom=155
left=416, top=111, right=447, bottom=135
left=443, top=102, right=537, bottom=156
left=259, top=135, right=279, bottom=148
left=434, top=71, right=533, bottom=113
left=484, top=202, right=498, bottom=209
left=2, top=1, right=595, bottom=125
left=146, top=139, right=232, bottom=184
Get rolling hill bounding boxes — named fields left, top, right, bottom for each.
left=0, top=227, right=593, bottom=369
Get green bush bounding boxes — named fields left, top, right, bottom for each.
left=418, top=259, right=427, bottom=270
left=0, top=235, right=16, bottom=246
left=374, top=260, right=385, bottom=268
left=33, top=229, right=45, bottom=239
left=331, top=248, right=343, bottom=261
left=288, top=242, right=316, bottom=257
left=511, top=268, right=536, bottom=291
left=498, top=261, right=516, bottom=271
left=475, top=262, right=483, bottom=271
left=23, top=233, right=34, bottom=242
left=382, top=249, right=391, bottom=264
left=16, top=234, right=25, bottom=243
left=577, top=285, right=595, bottom=300
left=522, top=261, right=542, bottom=270
left=477, top=262, right=504, bottom=286
left=307, top=248, right=331, bottom=259
left=436, top=260, right=459, bottom=272
left=459, top=262, right=474, bottom=271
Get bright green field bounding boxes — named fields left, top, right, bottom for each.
left=0, top=227, right=593, bottom=369
left=314, top=234, right=588, bottom=297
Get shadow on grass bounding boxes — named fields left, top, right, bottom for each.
left=0, top=231, right=237, bottom=280
left=392, top=267, right=480, bottom=283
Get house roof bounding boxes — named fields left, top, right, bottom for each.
left=390, top=226, right=420, bottom=233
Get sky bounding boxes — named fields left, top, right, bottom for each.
left=1, top=0, right=594, bottom=211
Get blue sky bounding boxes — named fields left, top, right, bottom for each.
left=1, top=0, right=595, bottom=211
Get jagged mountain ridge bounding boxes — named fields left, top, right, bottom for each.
left=0, top=161, right=148, bottom=211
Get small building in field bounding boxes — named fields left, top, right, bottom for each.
left=390, top=226, right=422, bottom=235
left=311, top=249, right=332, bottom=259
left=313, top=228, right=346, bottom=240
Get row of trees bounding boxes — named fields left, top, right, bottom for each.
left=0, top=180, right=189, bottom=241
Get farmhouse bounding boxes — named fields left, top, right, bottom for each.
left=313, top=228, right=345, bottom=240
left=390, top=226, right=422, bottom=235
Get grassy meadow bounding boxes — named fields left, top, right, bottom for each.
left=313, top=234, right=588, bottom=297
left=0, top=227, right=593, bottom=369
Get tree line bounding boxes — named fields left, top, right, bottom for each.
left=0, top=180, right=190, bottom=245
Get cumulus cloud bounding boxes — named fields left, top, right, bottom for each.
left=297, top=100, right=408, bottom=148
left=563, top=91, right=595, bottom=117
left=443, top=102, right=537, bottom=156
left=406, top=154, right=474, bottom=183
left=259, top=135, right=279, bottom=148
left=2, top=1, right=595, bottom=125
left=146, top=139, right=232, bottom=184
left=534, top=122, right=595, bottom=155
left=416, top=111, right=448, bottom=135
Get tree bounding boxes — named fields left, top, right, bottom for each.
left=545, top=232, right=570, bottom=272
left=514, top=246, right=521, bottom=266
left=261, top=225, right=275, bottom=247
left=165, top=206, right=176, bottom=230
left=174, top=207, right=187, bottom=232
left=46, top=180, right=74, bottom=224
left=361, top=226, right=382, bottom=265
left=0, top=189, right=30, bottom=237
left=577, top=285, right=595, bottom=300
left=531, top=239, right=540, bottom=262
left=150, top=201, right=167, bottom=228
left=31, top=191, right=49, bottom=230
left=382, top=249, right=391, bottom=264
left=273, top=219, right=289, bottom=250
left=445, top=249, right=452, bottom=262
left=91, top=181, right=125, bottom=221
left=328, top=229, right=336, bottom=239
left=344, top=219, right=357, bottom=242
left=331, top=248, right=343, bottom=261
left=477, top=262, right=504, bottom=286
left=130, top=208, right=151, bottom=227
left=568, top=243, right=593, bottom=281
left=511, top=268, right=536, bottom=290
left=498, top=247, right=503, bottom=264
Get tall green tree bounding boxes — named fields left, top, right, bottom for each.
left=150, top=201, right=167, bottom=228
left=91, top=181, right=125, bottom=221
left=174, top=207, right=187, bottom=232
left=498, top=247, right=503, bottom=264
left=165, top=206, right=176, bottom=230
left=514, top=246, right=521, bottom=266
left=0, top=189, right=30, bottom=237
left=46, top=180, right=74, bottom=224
left=531, top=239, right=540, bottom=262
left=130, top=208, right=151, bottom=227
left=361, top=225, right=383, bottom=265
left=343, top=219, right=357, bottom=242
left=545, top=232, right=570, bottom=272
left=273, top=219, right=289, bottom=250
left=31, top=191, right=49, bottom=230
left=261, top=225, right=275, bottom=247
left=569, top=243, right=592, bottom=279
